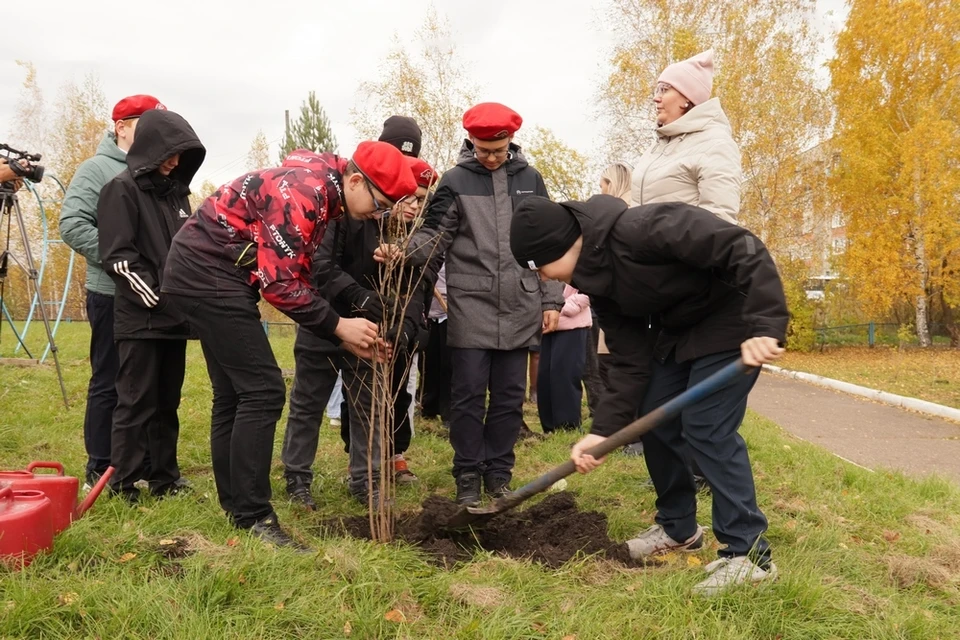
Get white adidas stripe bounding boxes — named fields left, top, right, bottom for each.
left=113, top=260, right=159, bottom=308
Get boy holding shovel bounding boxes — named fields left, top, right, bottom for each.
left=509, top=194, right=788, bottom=596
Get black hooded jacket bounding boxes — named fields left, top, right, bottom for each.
left=98, top=109, right=206, bottom=339
left=307, top=214, right=440, bottom=356
left=563, top=195, right=789, bottom=437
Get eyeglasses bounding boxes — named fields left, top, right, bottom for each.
left=653, top=82, right=674, bottom=99
left=474, top=145, right=510, bottom=160
left=364, top=179, right=393, bottom=217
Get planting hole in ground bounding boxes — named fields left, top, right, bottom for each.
left=317, top=491, right=656, bottom=569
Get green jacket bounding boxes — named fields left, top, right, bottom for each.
left=59, top=132, right=128, bottom=296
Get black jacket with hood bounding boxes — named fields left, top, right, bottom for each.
left=98, top=109, right=206, bottom=340
left=308, top=213, right=440, bottom=356
left=562, top=195, right=789, bottom=437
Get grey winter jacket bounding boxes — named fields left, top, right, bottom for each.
left=59, top=133, right=128, bottom=296
left=406, top=140, right=564, bottom=350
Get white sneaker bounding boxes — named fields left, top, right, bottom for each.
left=692, top=556, right=779, bottom=597
left=625, top=524, right=705, bottom=559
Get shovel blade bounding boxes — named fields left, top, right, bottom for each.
left=442, top=500, right=511, bottom=530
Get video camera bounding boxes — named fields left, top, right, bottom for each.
left=0, top=143, right=45, bottom=185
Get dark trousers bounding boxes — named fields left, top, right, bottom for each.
left=420, top=319, right=452, bottom=420
left=640, top=350, right=770, bottom=564
left=598, top=353, right=612, bottom=391
left=449, top=348, right=526, bottom=479
left=110, top=339, right=185, bottom=495
left=84, top=291, right=119, bottom=477
left=169, top=293, right=286, bottom=528
left=582, top=319, right=603, bottom=417
left=339, top=351, right=413, bottom=457
left=537, top=328, right=588, bottom=432
left=340, top=354, right=414, bottom=496
left=280, top=329, right=341, bottom=484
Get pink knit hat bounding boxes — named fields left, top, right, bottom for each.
left=657, top=49, right=715, bottom=105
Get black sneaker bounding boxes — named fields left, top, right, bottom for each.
left=83, top=470, right=104, bottom=492
left=250, top=515, right=311, bottom=552
left=484, top=473, right=513, bottom=499
left=110, top=484, right=140, bottom=504
left=286, top=477, right=317, bottom=511
left=152, top=476, right=194, bottom=498
left=455, top=472, right=482, bottom=507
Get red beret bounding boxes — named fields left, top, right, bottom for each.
left=352, top=141, right=418, bottom=203
left=112, top=95, right=166, bottom=122
left=405, top=156, right=436, bottom=189
left=463, top=102, right=522, bottom=140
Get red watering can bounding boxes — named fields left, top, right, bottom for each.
left=0, top=487, right=53, bottom=568
left=0, top=461, right=114, bottom=534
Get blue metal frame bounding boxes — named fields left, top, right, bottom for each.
left=3, top=175, right=72, bottom=362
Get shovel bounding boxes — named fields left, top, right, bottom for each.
left=444, top=359, right=752, bottom=529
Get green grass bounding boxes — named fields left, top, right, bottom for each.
left=780, top=347, right=960, bottom=410
left=2, top=323, right=960, bottom=639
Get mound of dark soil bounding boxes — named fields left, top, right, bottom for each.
left=318, top=492, right=648, bottom=569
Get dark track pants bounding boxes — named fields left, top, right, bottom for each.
left=84, top=290, right=119, bottom=478
left=640, top=349, right=771, bottom=564
left=110, top=338, right=184, bottom=496
left=449, top=347, right=526, bottom=480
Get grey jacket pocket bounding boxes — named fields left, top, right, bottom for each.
left=519, top=276, right=540, bottom=293
left=447, top=274, right=494, bottom=292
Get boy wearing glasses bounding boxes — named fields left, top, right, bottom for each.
left=279, top=118, right=427, bottom=509
left=376, top=102, right=564, bottom=506
left=162, top=141, right=416, bottom=547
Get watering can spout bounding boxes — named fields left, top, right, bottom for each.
left=75, top=466, right=114, bottom=520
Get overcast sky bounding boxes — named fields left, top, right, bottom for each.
left=1, top=0, right=848, bottom=189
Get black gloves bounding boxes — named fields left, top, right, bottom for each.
left=386, top=315, right=420, bottom=353
left=342, top=284, right=392, bottom=324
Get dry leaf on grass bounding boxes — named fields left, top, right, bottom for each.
left=687, top=555, right=703, bottom=567
left=117, top=552, right=137, bottom=563
left=343, top=621, right=352, bottom=635
left=57, top=592, right=79, bottom=606
left=562, top=636, right=577, bottom=640
left=384, top=609, right=406, bottom=623
left=274, top=601, right=285, bottom=611
left=883, top=530, right=902, bottom=543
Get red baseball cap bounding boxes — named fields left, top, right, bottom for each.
left=112, top=95, right=166, bottom=122
left=352, top=141, right=418, bottom=203
left=463, top=102, right=522, bottom=140
left=406, top=156, right=436, bottom=189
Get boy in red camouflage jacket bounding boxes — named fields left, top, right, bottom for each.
left=163, top=141, right=416, bottom=548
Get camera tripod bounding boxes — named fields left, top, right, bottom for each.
left=0, top=183, right=69, bottom=407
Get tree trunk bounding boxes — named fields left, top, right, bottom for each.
left=910, top=175, right=932, bottom=348
left=941, top=290, right=960, bottom=348
left=911, top=231, right=932, bottom=347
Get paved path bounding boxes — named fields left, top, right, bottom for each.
left=748, top=373, right=960, bottom=482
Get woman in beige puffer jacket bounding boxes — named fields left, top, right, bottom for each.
left=631, top=49, right=741, bottom=225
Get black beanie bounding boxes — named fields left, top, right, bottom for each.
left=510, top=196, right=581, bottom=271
left=378, top=115, right=422, bottom=158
